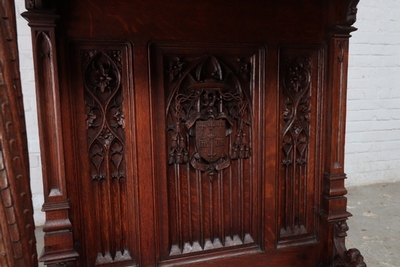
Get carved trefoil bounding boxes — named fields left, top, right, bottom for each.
left=82, top=49, right=132, bottom=264
left=152, top=43, right=264, bottom=259
left=278, top=47, right=324, bottom=247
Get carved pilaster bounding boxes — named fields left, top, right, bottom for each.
left=0, top=1, right=37, bottom=266
left=322, top=0, right=366, bottom=266
left=21, top=10, right=79, bottom=266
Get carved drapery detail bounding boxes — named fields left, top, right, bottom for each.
left=167, top=55, right=251, bottom=177
left=82, top=49, right=131, bottom=264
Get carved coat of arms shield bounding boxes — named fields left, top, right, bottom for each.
left=195, top=119, right=226, bottom=163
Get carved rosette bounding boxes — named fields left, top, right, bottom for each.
left=83, top=50, right=125, bottom=181
left=167, top=55, right=251, bottom=177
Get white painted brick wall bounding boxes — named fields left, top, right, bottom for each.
left=346, top=0, right=400, bottom=186
left=13, top=0, right=400, bottom=225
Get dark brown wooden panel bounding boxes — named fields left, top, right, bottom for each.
left=150, top=42, right=265, bottom=262
left=69, top=42, right=138, bottom=266
left=21, top=0, right=367, bottom=266
left=278, top=46, right=324, bottom=247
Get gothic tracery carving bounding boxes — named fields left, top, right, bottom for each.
left=83, top=50, right=125, bottom=181
left=167, top=55, right=251, bottom=177
left=279, top=49, right=318, bottom=244
left=282, top=56, right=311, bottom=168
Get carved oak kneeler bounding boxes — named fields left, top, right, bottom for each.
left=22, top=0, right=366, bottom=266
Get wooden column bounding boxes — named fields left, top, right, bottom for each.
left=22, top=6, right=79, bottom=267
left=0, top=0, right=37, bottom=266
left=322, top=0, right=366, bottom=266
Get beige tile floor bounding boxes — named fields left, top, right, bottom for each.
left=346, top=182, right=400, bottom=267
left=35, top=182, right=400, bottom=266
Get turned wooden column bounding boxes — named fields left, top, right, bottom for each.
left=22, top=4, right=79, bottom=267
left=0, top=0, right=37, bottom=266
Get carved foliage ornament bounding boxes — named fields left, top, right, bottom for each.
left=282, top=56, right=311, bottom=167
left=82, top=50, right=125, bottom=182
left=167, top=55, right=251, bottom=177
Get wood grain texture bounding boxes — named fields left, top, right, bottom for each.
left=67, top=42, right=138, bottom=267
left=21, top=0, right=366, bottom=266
left=278, top=46, right=324, bottom=247
left=150, top=43, right=264, bottom=260
left=22, top=9, right=78, bottom=267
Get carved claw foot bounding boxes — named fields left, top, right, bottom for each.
left=333, top=248, right=366, bottom=267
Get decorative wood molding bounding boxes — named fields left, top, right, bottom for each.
left=0, top=1, right=37, bottom=266
left=21, top=10, right=79, bottom=266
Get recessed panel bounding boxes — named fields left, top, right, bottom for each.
left=278, top=46, right=324, bottom=247
left=150, top=42, right=265, bottom=261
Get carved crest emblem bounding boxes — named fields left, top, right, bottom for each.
left=167, top=55, right=251, bottom=178
left=195, top=119, right=226, bottom=163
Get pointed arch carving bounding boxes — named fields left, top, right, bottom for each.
left=151, top=42, right=265, bottom=258
left=166, top=55, right=251, bottom=177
